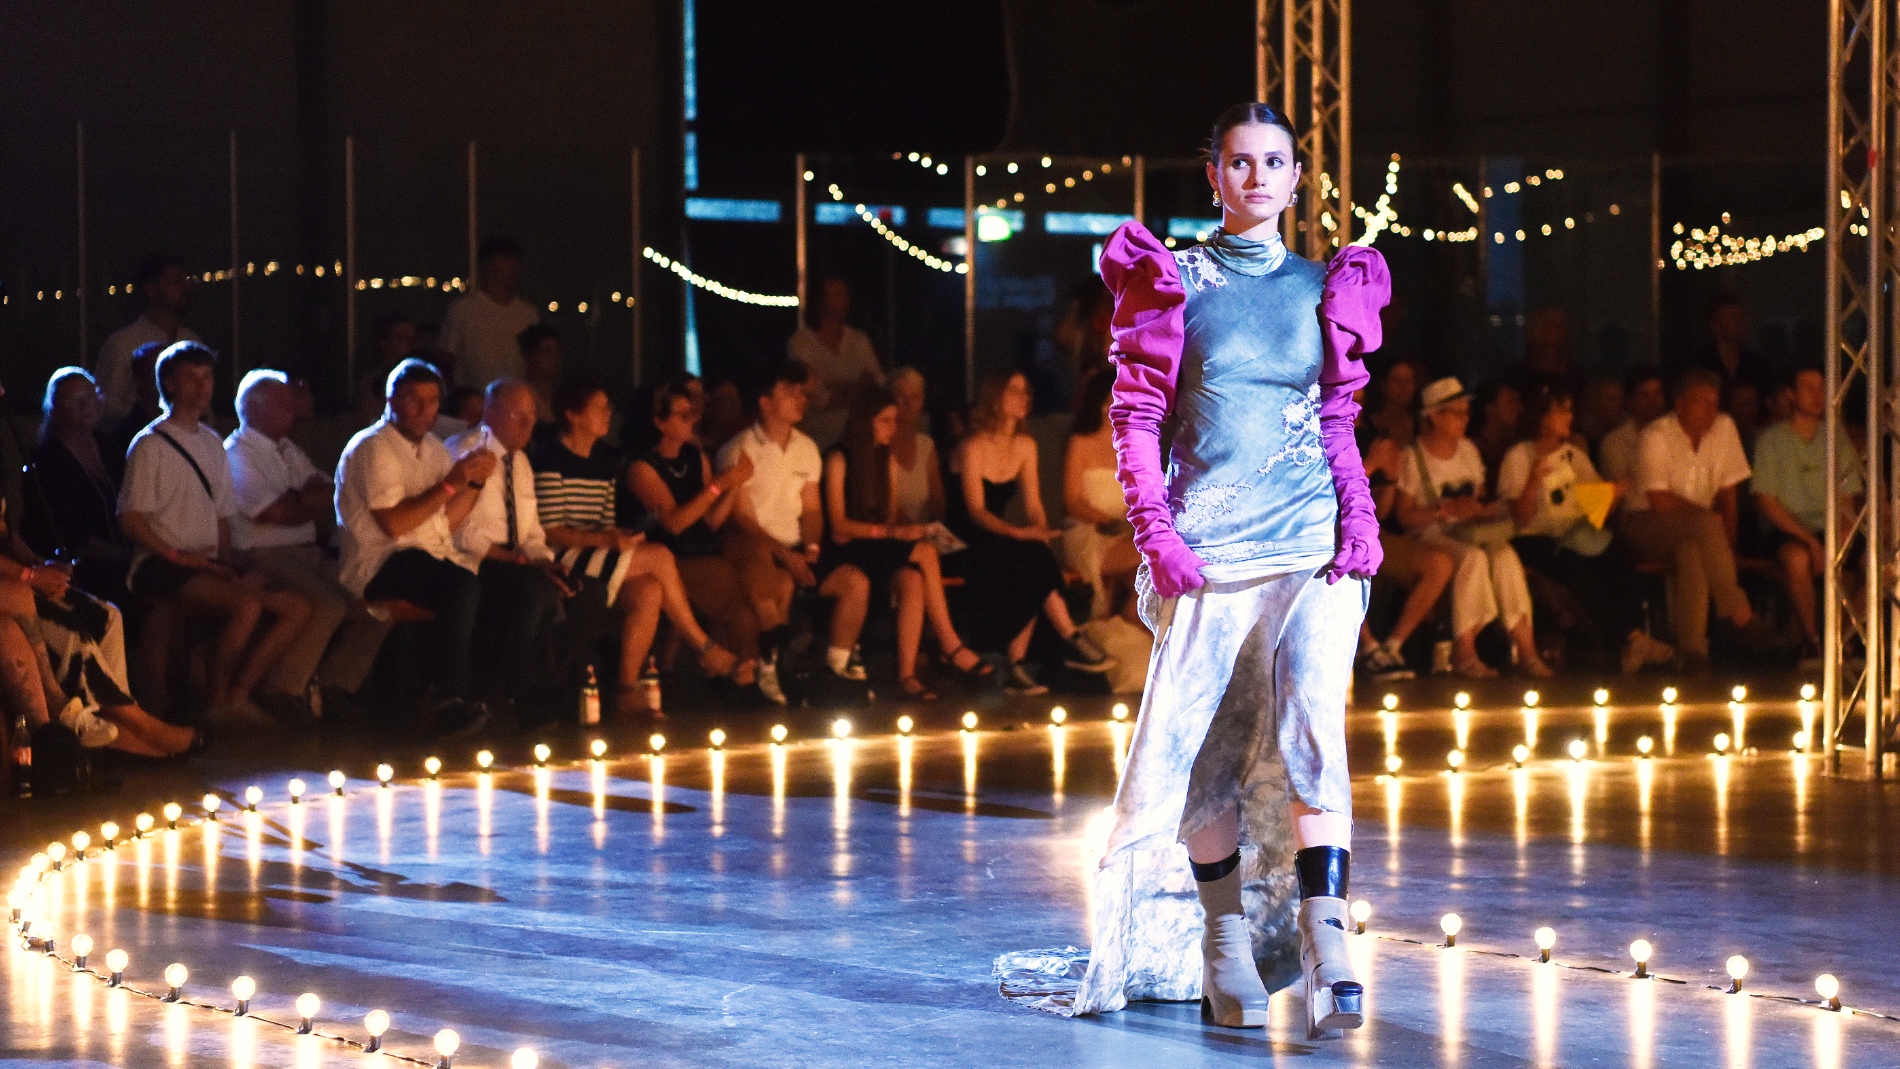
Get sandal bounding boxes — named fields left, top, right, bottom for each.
left=944, top=645, right=994, bottom=679
left=696, top=641, right=739, bottom=679
left=897, top=676, right=938, bottom=701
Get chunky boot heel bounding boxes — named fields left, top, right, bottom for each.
left=1192, top=852, right=1269, bottom=1028
left=1295, top=846, right=1365, bottom=1038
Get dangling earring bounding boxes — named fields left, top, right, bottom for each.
left=1212, top=191, right=1222, bottom=207
left=1291, top=191, right=1300, bottom=206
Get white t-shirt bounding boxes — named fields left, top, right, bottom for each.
left=439, top=290, right=540, bottom=389
left=1631, top=413, right=1750, bottom=512
left=444, top=427, right=552, bottom=572
left=335, top=420, right=459, bottom=596
left=225, top=426, right=325, bottom=550
left=94, top=315, right=201, bottom=425
left=1497, top=440, right=1601, bottom=537
left=119, top=418, right=238, bottom=567
left=717, top=422, right=822, bottom=548
left=1397, top=437, right=1488, bottom=510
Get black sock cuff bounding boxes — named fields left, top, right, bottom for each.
left=1295, top=846, right=1350, bottom=900
left=1190, top=850, right=1241, bottom=883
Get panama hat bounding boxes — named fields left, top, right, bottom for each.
left=1419, top=376, right=1470, bottom=412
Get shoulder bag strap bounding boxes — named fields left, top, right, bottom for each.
left=151, top=427, right=216, bottom=504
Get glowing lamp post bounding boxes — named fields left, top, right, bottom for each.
left=70, top=934, right=92, bottom=970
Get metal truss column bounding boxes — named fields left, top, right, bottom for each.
left=1261, top=0, right=1351, bottom=257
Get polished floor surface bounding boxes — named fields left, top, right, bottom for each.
left=5, top=685, right=1899, bottom=1067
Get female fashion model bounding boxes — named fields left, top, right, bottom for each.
left=1072, top=102, right=1388, bottom=1038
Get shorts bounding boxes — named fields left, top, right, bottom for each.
left=127, top=555, right=202, bottom=600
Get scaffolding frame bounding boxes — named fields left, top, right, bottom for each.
left=1258, top=0, right=1352, bottom=255
left=1825, top=0, right=1900, bottom=775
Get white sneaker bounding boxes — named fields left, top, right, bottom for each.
left=842, top=645, right=868, bottom=682
left=57, top=698, right=118, bottom=749
left=757, top=657, right=788, bottom=706
left=1002, top=662, right=1048, bottom=696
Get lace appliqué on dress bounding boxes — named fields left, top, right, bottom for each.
left=1172, top=248, right=1228, bottom=293
left=1256, top=384, right=1324, bottom=476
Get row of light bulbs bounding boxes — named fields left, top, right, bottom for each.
left=824, top=184, right=966, bottom=274
left=1670, top=222, right=1827, bottom=270
left=890, top=151, right=1133, bottom=210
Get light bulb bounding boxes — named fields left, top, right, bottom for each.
left=1593, top=688, right=1609, bottom=706
left=1726, top=955, right=1749, bottom=991
left=1534, top=926, right=1556, bottom=955
left=1801, top=683, right=1817, bottom=701
left=232, top=975, right=255, bottom=1001
left=71, top=934, right=92, bottom=964
left=162, top=802, right=182, bottom=828
left=329, top=770, right=346, bottom=794
left=511, top=1048, right=538, bottom=1069
left=1816, top=973, right=1841, bottom=1008
left=296, top=992, right=320, bottom=1019
left=46, top=842, right=66, bottom=864
left=365, top=1009, right=390, bottom=1050
left=100, top=821, right=118, bottom=844
left=1349, top=899, right=1371, bottom=933
left=1512, top=744, right=1530, bottom=766
left=1384, top=755, right=1402, bottom=773
left=105, top=948, right=127, bottom=982
left=477, top=750, right=494, bottom=770
left=895, top=716, right=913, bottom=735
left=1630, top=939, right=1652, bottom=977
left=533, top=744, right=551, bottom=764
left=203, top=793, right=222, bottom=816
left=376, top=764, right=393, bottom=784
left=1453, top=691, right=1471, bottom=709
left=1567, top=739, right=1586, bottom=762
left=590, top=738, right=608, bottom=758
left=1731, top=685, right=1747, bottom=702
left=1713, top=732, right=1730, bottom=753
left=1112, top=702, right=1130, bottom=720
left=961, top=712, right=979, bottom=731
left=1446, top=749, right=1464, bottom=770
left=1637, top=735, right=1654, bottom=756
left=288, top=779, right=305, bottom=802
left=244, top=787, right=262, bottom=810
left=71, top=831, right=90, bottom=854
left=1440, top=913, right=1462, bottom=946
left=1382, top=693, right=1399, bottom=710
left=1793, top=731, right=1809, bottom=751
left=435, top=1028, right=461, bottom=1057
left=649, top=733, right=667, bottom=752
left=771, top=724, right=789, bottom=743
left=1050, top=706, right=1068, bottom=725
left=164, top=962, right=188, bottom=994
left=1661, top=686, right=1678, bottom=705
left=1522, top=690, right=1540, bottom=708
left=425, top=756, right=442, bottom=778
left=831, top=718, right=852, bottom=739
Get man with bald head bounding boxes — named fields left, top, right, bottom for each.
left=227, top=369, right=390, bottom=715
left=446, top=379, right=570, bottom=716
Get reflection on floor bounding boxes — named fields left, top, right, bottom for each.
left=5, top=687, right=1899, bottom=1067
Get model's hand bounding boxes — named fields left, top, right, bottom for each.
left=1140, top=531, right=1206, bottom=600
left=1323, top=530, right=1382, bottom=585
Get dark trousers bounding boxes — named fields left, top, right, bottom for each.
left=365, top=549, right=481, bottom=698
left=473, top=558, right=562, bottom=701
left=1512, top=534, right=1644, bottom=650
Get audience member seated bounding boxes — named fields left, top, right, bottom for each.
left=888, top=367, right=943, bottom=524
left=440, top=236, right=539, bottom=390
left=1752, top=366, right=1859, bottom=664
left=26, top=368, right=134, bottom=600
left=1499, top=385, right=1672, bottom=674
left=1619, top=367, right=1777, bottom=671
left=226, top=369, right=390, bottom=714
left=789, top=277, right=883, bottom=448
left=517, top=325, right=563, bottom=429
left=526, top=377, right=744, bottom=717
left=1356, top=432, right=1454, bottom=681
left=1688, top=294, right=1769, bottom=400
left=1395, top=377, right=1550, bottom=678
left=1515, top=305, right=1583, bottom=398
left=717, top=358, right=870, bottom=684
left=821, top=385, right=993, bottom=701
left=1597, top=366, right=1666, bottom=505
left=1059, top=369, right=1140, bottom=624
left=1574, top=375, right=1625, bottom=453
left=336, top=358, right=497, bottom=735
left=1471, top=381, right=1523, bottom=491
left=945, top=371, right=1113, bottom=695
left=1364, top=357, right=1421, bottom=448
left=103, top=342, right=166, bottom=464
left=117, top=343, right=312, bottom=725
left=698, top=376, right=747, bottom=453
left=95, top=255, right=201, bottom=427
left=625, top=377, right=776, bottom=703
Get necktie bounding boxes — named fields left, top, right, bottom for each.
left=502, top=452, right=519, bottom=550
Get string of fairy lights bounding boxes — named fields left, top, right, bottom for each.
left=824, top=183, right=966, bottom=274
left=8, top=682, right=1893, bottom=1069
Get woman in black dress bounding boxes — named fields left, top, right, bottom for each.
left=25, top=368, right=134, bottom=601
left=946, top=371, right=1114, bottom=694
left=822, top=385, right=991, bottom=700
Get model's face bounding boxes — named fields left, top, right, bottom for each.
left=486, top=385, right=538, bottom=452
left=1001, top=374, right=1031, bottom=420
left=1205, top=123, right=1300, bottom=230
left=1676, top=383, right=1720, bottom=437
left=390, top=382, right=441, bottom=437
left=870, top=405, right=898, bottom=447
left=163, top=362, right=214, bottom=415
left=54, top=378, right=103, bottom=431
left=1793, top=370, right=1825, bottom=419
left=1630, top=379, right=1666, bottom=422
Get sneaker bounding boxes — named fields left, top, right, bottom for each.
left=1003, top=661, right=1049, bottom=696
left=842, top=645, right=868, bottom=682
left=1360, top=643, right=1414, bottom=681
left=56, top=698, right=118, bottom=749
left=1062, top=633, right=1117, bottom=673
left=756, top=656, right=788, bottom=706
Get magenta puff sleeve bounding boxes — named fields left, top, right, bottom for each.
left=1100, top=221, right=1206, bottom=600
left=1316, top=245, right=1392, bottom=583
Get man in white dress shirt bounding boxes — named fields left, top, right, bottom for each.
left=95, top=256, right=201, bottom=426
left=226, top=370, right=389, bottom=711
left=335, top=359, right=496, bottom=731
left=439, top=236, right=540, bottom=390
left=445, top=380, right=569, bottom=711
left=1619, top=367, right=1774, bottom=667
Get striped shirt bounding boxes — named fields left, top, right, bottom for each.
left=530, top=439, right=632, bottom=600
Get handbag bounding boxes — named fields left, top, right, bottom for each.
left=1411, top=445, right=1515, bottom=548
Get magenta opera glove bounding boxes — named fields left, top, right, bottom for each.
left=1316, top=245, right=1392, bottom=584
left=1144, top=530, right=1209, bottom=599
